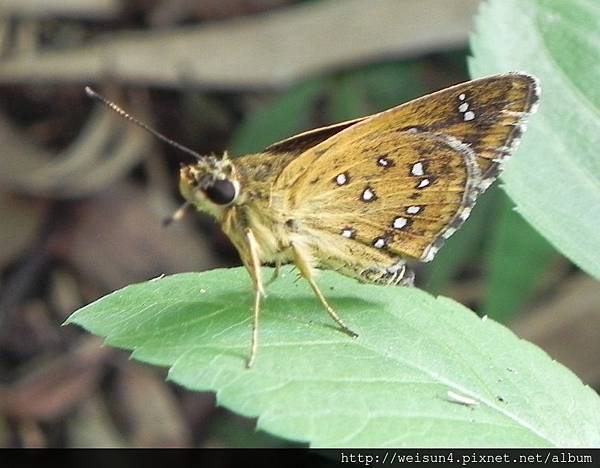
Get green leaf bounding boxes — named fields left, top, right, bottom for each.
left=482, top=191, right=558, bottom=323
left=66, top=268, right=600, bottom=447
left=228, top=80, right=324, bottom=155
left=469, top=0, right=600, bottom=279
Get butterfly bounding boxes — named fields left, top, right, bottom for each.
left=86, top=72, right=540, bottom=367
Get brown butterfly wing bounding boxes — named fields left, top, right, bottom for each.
left=272, top=73, right=539, bottom=263
left=275, top=73, right=538, bottom=181
left=275, top=129, right=479, bottom=262
left=380, top=73, right=540, bottom=182
left=265, top=118, right=366, bottom=156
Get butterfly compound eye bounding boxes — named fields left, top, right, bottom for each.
left=204, top=179, right=237, bottom=205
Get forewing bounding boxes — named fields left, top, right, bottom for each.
left=390, top=73, right=539, bottom=183
left=272, top=73, right=539, bottom=262
left=275, top=73, right=538, bottom=185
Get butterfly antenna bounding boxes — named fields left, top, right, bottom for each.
left=85, top=86, right=203, bottom=161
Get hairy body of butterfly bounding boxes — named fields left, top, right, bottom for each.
left=178, top=73, right=540, bottom=367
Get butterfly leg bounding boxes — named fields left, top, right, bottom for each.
left=291, top=242, right=358, bottom=338
left=243, top=228, right=264, bottom=368
left=266, top=260, right=281, bottom=286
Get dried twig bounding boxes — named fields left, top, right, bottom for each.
left=0, top=0, right=480, bottom=89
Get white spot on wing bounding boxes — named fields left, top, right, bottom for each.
left=335, top=173, right=348, bottom=185
left=458, top=102, right=469, bottom=113
left=480, top=178, right=494, bottom=191
left=464, top=111, right=475, bottom=121
left=459, top=93, right=466, bottom=101
left=362, top=187, right=375, bottom=201
left=417, top=178, right=430, bottom=188
left=411, top=162, right=424, bottom=176
left=406, top=206, right=421, bottom=214
left=393, top=217, right=408, bottom=229
left=378, top=157, right=390, bottom=167
left=442, top=227, right=457, bottom=239
left=422, top=246, right=437, bottom=262
left=341, top=228, right=354, bottom=238
left=501, top=110, right=524, bottom=118
left=373, top=237, right=386, bottom=249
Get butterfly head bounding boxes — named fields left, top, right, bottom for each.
left=179, top=153, right=241, bottom=218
